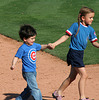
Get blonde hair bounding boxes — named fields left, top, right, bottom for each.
left=75, top=7, right=94, bottom=37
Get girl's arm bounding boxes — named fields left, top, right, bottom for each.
left=49, top=34, right=70, bottom=49
left=10, top=57, right=19, bottom=70
left=92, top=41, right=99, bottom=48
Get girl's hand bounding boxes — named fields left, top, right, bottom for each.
left=48, top=43, right=56, bottom=49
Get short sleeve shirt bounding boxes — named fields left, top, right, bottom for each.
left=15, top=43, right=41, bottom=72
left=66, top=22, right=98, bottom=50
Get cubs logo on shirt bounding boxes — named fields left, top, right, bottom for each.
left=28, top=48, right=36, bottom=64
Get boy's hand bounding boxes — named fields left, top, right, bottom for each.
left=10, top=66, right=15, bottom=70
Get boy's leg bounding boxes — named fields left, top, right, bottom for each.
left=57, top=67, right=78, bottom=96
left=16, top=86, right=31, bottom=100
left=74, top=67, right=88, bottom=99
left=23, top=72, right=42, bottom=100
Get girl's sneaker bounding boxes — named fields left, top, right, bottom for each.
left=52, top=90, right=62, bottom=100
left=79, top=98, right=94, bottom=100
left=86, top=98, right=94, bottom=100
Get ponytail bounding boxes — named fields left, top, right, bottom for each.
left=75, top=13, right=81, bottom=37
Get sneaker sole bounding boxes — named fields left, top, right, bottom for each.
left=52, top=93, right=57, bottom=99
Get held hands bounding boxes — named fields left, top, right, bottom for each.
left=47, top=43, right=56, bottom=49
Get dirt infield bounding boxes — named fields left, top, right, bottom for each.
left=0, top=34, right=99, bottom=100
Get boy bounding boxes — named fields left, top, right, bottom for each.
left=10, top=24, right=51, bottom=100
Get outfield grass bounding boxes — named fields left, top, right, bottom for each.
left=0, top=0, right=99, bottom=64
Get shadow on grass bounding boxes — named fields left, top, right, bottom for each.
left=3, top=93, right=54, bottom=100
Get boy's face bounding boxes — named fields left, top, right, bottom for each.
left=23, top=35, right=36, bottom=46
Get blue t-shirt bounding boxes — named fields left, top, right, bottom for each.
left=15, top=43, right=41, bottom=72
left=66, top=22, right=98, bottom=50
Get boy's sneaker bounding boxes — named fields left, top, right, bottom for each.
left=52, top=90, right=62, bottom=100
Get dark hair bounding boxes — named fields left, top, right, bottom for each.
left=19, top=24, right=37, bottom=41
left=75, top=7, right=94, bottom=37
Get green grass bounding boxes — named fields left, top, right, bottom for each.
left=0, top=0, right=99, bottom=64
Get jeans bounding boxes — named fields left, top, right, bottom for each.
left=16, top=72, right=42, bottom=100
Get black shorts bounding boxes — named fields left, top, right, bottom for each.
left=67, top=48, right=85, bottom=67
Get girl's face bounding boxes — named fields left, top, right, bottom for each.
left=23, top=35, right=36, bottom=46
left=81, top=12, right=95, bottom=26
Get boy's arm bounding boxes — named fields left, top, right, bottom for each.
left=41, top=44, right=53, bottom=50
left=10, top=57, right=19, bottom=70
left=48, top=34, right=70, bottom=49
left=41, top=44, right=48, bottom=50
left=92, top=41, right=99, bottom=48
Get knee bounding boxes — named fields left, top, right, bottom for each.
left=81, top=73, right=88, bottom=79
left=31, top=88, right=40, bottom=94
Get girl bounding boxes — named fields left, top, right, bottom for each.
left=49, top=7, right=99, bottom=100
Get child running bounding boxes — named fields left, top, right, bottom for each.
left=10, top=24, right=51, bottom=100
left=49, top=7, right=99, bottom=100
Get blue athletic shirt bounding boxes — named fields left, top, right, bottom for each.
left=15, top=43, right=41, bottom=72
left=66, top=22, right=98, bottom=50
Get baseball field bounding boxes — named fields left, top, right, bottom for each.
left=0, top=0, right=99, bottom=100
left=0, top=34, right=99, bottom=100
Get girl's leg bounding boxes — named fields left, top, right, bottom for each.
left=57, top=67, right=78, bottom=96
left=74, top=67, right=88, bottom=99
